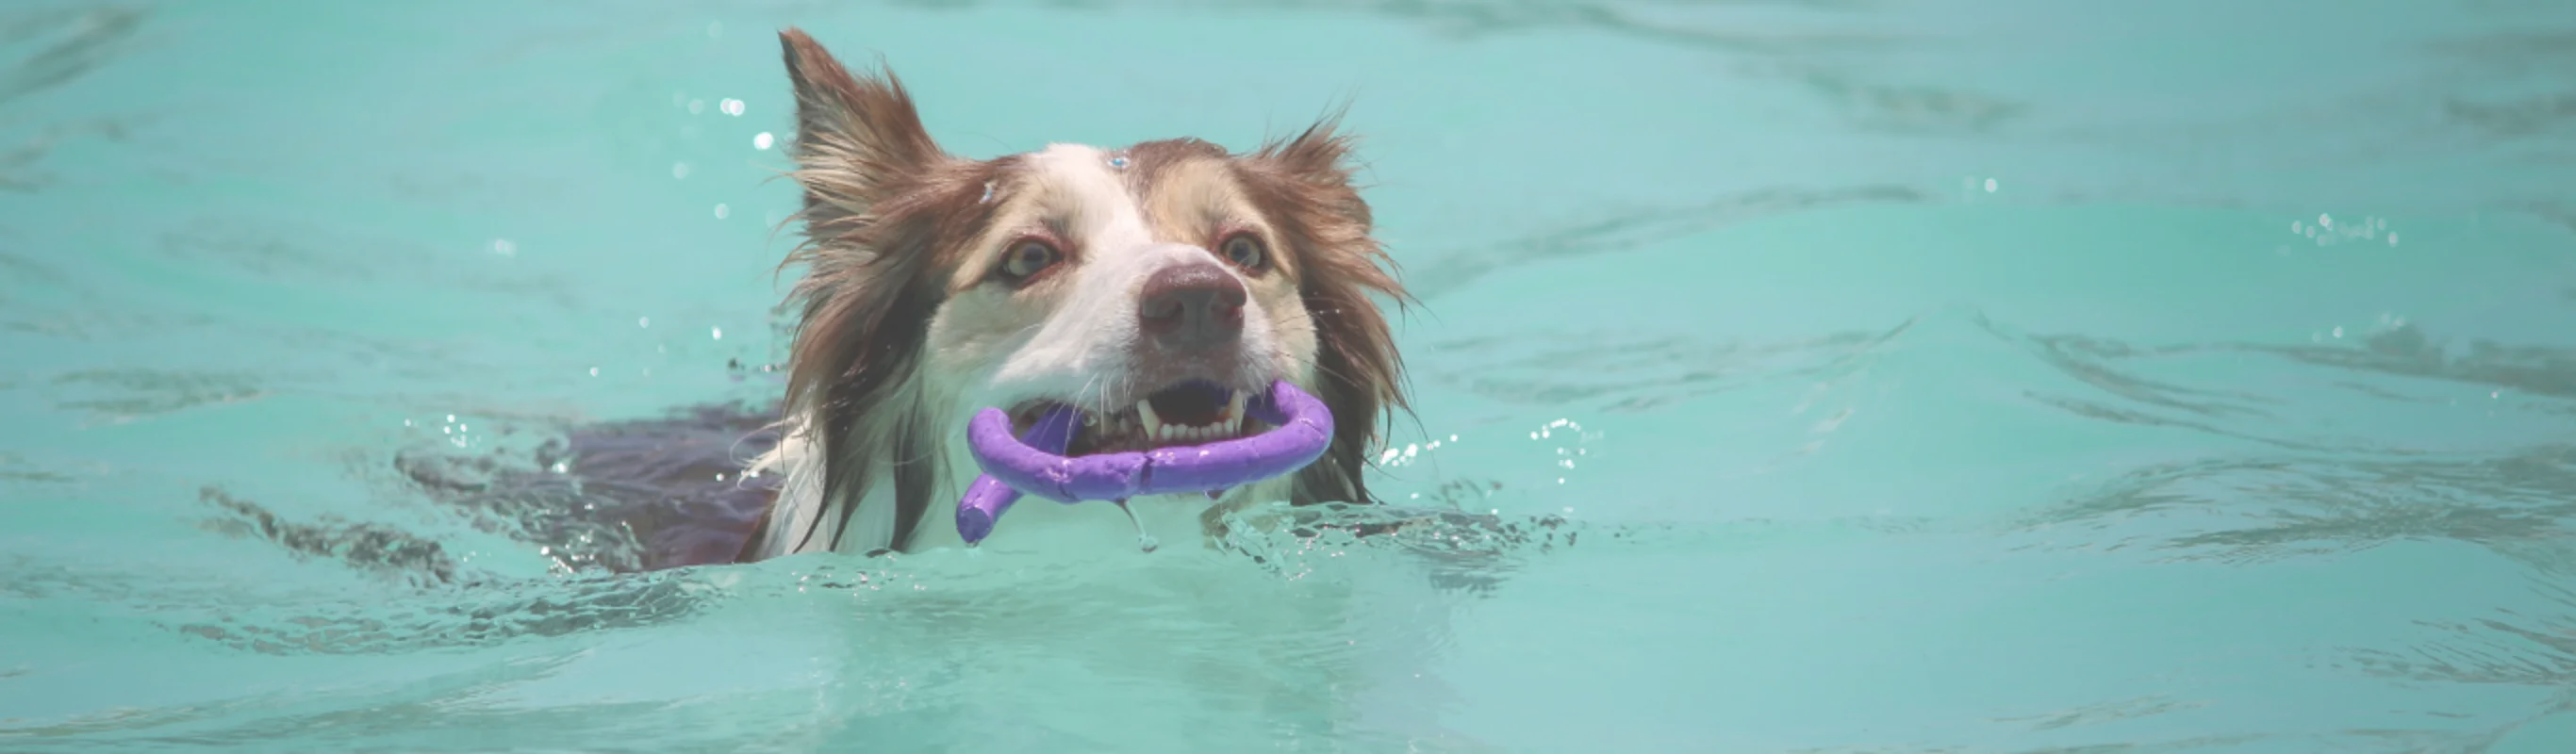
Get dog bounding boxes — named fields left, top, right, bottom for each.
left=731, top=28, right=1410, bottom=561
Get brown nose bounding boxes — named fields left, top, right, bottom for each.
left=1137, top=260, right=1247, bottom=351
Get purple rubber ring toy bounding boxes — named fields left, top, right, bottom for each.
left=954, top=380, right=1333, bottom=545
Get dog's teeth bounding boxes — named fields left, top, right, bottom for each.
left=1138, top=401, right=1162, bottom=440
left=1227, top=390, right=1247, bottom=421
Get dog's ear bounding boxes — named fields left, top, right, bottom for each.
left=765, top=29, right=991, bottom=556
left=1240, top=113, right=1412, bottom=509
left=778, top=28, right=946, bottom=236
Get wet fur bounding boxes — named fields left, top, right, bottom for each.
left=733, top=28, right=1408, bottom=560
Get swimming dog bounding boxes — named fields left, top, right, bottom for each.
left=732, top=28, right=1409, bottom=560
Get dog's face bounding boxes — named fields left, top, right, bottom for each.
left=926, top=141, right=1320, bottom=455
left=765, top=29, right=1406, bottom=551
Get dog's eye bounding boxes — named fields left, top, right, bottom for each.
left=1220, top=234, right=1267, bottom=271
left=999, top=240, right=1062, bottom=281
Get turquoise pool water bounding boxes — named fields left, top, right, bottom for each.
left=7, top=0, right=2576, bottom=750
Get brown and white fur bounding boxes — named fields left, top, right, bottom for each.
left=734, top=29, right=1408, bottom=561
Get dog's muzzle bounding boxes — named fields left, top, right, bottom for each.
left=954, top=380, right=1332, bottom=547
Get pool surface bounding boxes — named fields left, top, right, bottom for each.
left=6, top=0, right=2576, bottom=751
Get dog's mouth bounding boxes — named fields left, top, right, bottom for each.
left=1005, top=380, right=1271, bottom=457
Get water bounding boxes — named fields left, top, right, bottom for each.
left=5, top=0, right=2576, bottom=750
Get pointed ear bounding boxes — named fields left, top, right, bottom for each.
left=1254, top=109, right=1366, bottom=197
left=778, top=28, right=947, bottom=234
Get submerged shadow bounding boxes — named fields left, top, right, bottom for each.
left=389, top=401, right=784, bottom=574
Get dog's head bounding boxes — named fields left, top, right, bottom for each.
left=769, top=29, right=1407, bottom=551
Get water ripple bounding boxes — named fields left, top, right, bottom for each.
left=2345, top=580, right=2576, bottom=689
left=1425, top=319, right=1905, bottom=411
left=165, top=574, right=716, bottom=657
left=0, top=5, right=144, bottom=107
left=2019, top=445, right=2576, bottom=566
left=1407, top=184, right=1928, bottom=301
left=49, top=369, right=266, bottom=425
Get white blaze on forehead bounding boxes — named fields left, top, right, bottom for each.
left=1028, top=143, right=1151, bottom=251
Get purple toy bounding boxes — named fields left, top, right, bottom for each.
left=954, top=380, right=1333, bottom=546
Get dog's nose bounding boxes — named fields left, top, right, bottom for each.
left=1137, top=260, right=1247, bottom=351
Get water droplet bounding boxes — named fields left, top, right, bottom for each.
left=490, top=238, right=517, bottom=256
left=638, top=317, right=651, bottom=328
left=2332, top=326, right=2343, bottom=338
left=686, top=99, right=705, bottom=115
left=2388, top=233, right=2399, bottom=246
left=714, top=204, right=731, bottom=220
left=671, top=162, right=691, bottom=179
left=588, top=367, right=599, bottom=377
left=711, top=326, right=724, bottom=340
left=720, top=98, right=745, bottom=117
left=752, top=132, right=774, bottom=150
left=2319, top=213, right=2333, bottom=228
left=2289, top=221, right=2302, bottom=234
left=1984, top=178, right=1998, bottom=193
